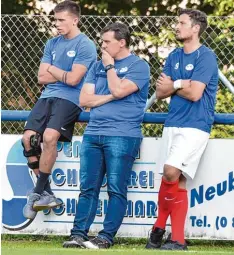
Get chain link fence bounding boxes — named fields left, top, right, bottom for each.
left=1, top=15, right=234, bottom=137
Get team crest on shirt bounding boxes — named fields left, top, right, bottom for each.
left=119, top=67, right=128, bottom=73
left=185, top=64, right=194, bottom=71
left=67, top=50, right=76, bottom=57
left=174, top=62, right=179, bottom=69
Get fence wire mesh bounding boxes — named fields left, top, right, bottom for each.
left=1, top=15, right=234, bottom=137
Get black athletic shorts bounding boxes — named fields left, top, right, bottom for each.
left=24, top=97, right=81, bottom=142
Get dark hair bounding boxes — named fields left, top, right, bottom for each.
left=101, top=22, right=131, bottom=47
left=54, top=0, right=81, bottom=18
left=178, top=8, right=208, bottom=36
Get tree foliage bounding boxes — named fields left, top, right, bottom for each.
left=2, top=0, right=234, bottom=16
left=2, top=0, right=43, bottom=14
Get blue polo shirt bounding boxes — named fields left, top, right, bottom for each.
left=84, top=54, right=150, bottom=137
left=40, top=33, right=97, bottom=106
left=163, top=45, right=218, bottom=133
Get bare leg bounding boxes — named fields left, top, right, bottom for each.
left=40, top=128, right=61, bottom=174
left=33, top=128, right=60, bottom=194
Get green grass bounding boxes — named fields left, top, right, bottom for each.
left=1, top=235, right=234, bottom=255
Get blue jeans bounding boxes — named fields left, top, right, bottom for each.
left=71, top=135, right=142, bottom=244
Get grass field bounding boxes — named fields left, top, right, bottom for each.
left=2, top=235, right=234, bottom=255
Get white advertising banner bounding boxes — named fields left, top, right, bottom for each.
left=1, top=135, right=234, bottom=240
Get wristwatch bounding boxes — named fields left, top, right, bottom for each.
left=105, top=64, right=115, bottom=72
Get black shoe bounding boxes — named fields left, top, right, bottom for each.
left=63, top=235, right=87, bottom=248
left=161, top=239, right=187, bottom=250
left=84, top=236, right=111, bottom=249
left=145, top=227, right=165, bottom=249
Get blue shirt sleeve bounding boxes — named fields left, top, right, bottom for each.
left=162, top=54, right=172, bottom=77
left=73, top=39, right=97, bottom=69
left=41, top=40, right=52, bottom=64
left=84, top=62, right=97, bottom=84
left=191, top=51, right=218, bottom=85
left=123, top=59, right=150, bottom=90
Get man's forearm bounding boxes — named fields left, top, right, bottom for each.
left=106, top=69, right=122, bottom=98
left=47, top=65, right=65, bottom=83
left=176, top=80, right=195, bottom=101
left=176, top=87, right=196, bottom=101
left=48, top=65, right=81, bottom=86
left=156, top=79, right=191, bottom=100
left=156, top=83, right=175, bottom=99
left=38, top=72, right=58, bottom=85
left=80, top=94, right=114, bottom=108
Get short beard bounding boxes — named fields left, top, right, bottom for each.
left=176, top=35, right=192, bottom=43
left=176, top=37, right=185, bottom=42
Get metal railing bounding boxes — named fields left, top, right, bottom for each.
left=1, top=15, right=234, bottom=137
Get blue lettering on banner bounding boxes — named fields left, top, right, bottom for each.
left=57, top=141, right=82, bottom=158
left=135, top=200, right=145, bottom=217
left=52, top=168, right=67, bottom=186
left=147, top=201, right=157, bottom=217
left=190, top=215, right=210, bottom=228
left=125, top=201, right=133, bottom=217
left=3, top=137, right=233, bottom=234
left=67, top=169, right=78, bottom=186
left=44, top=199, right=157, bottom=218
left=139, top=171, right=147, bottom=188
left=53, top=199, right=65, bottom=215
left=66, top=199, right=77, bottom=215
left=63, top=143, right=72, bottom=157
left=190, top=215, right=234, bottom=229
left=51, top=168, right=155, bottom=189
left=127, top=170, right=154, bottom=188
left=190, top=171, right=234, bottom=207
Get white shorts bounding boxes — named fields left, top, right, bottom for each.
left=158, top=127, right=210, bottom=179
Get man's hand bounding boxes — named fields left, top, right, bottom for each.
left=102, top=49, right=114, bottom=67
left=155, top=73, right=175, bottom=99
left=156, top=73, right=173, bottom=87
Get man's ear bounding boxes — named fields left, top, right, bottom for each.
left=119, top=39, right=126, bottom=48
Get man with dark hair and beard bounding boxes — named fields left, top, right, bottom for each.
left=145, top=9, right=218, bottom=251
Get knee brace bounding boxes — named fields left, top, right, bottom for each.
left=22, top=133, right=42, bottom=169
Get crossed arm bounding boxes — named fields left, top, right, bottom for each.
left=38, top=63, right=57, bottom=84
left=106, top=68, right=139, bottom=99
left=38, top=63, right=87, bottom=86
left=80, top=49, right=146, bottom=108
left=79, top=76, right=139, bottom=108
left=79, top=83, right=115, bottom=108
left=80, top=50, right=140, bottom=108
left=156, top=73, right=206, bottom=102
